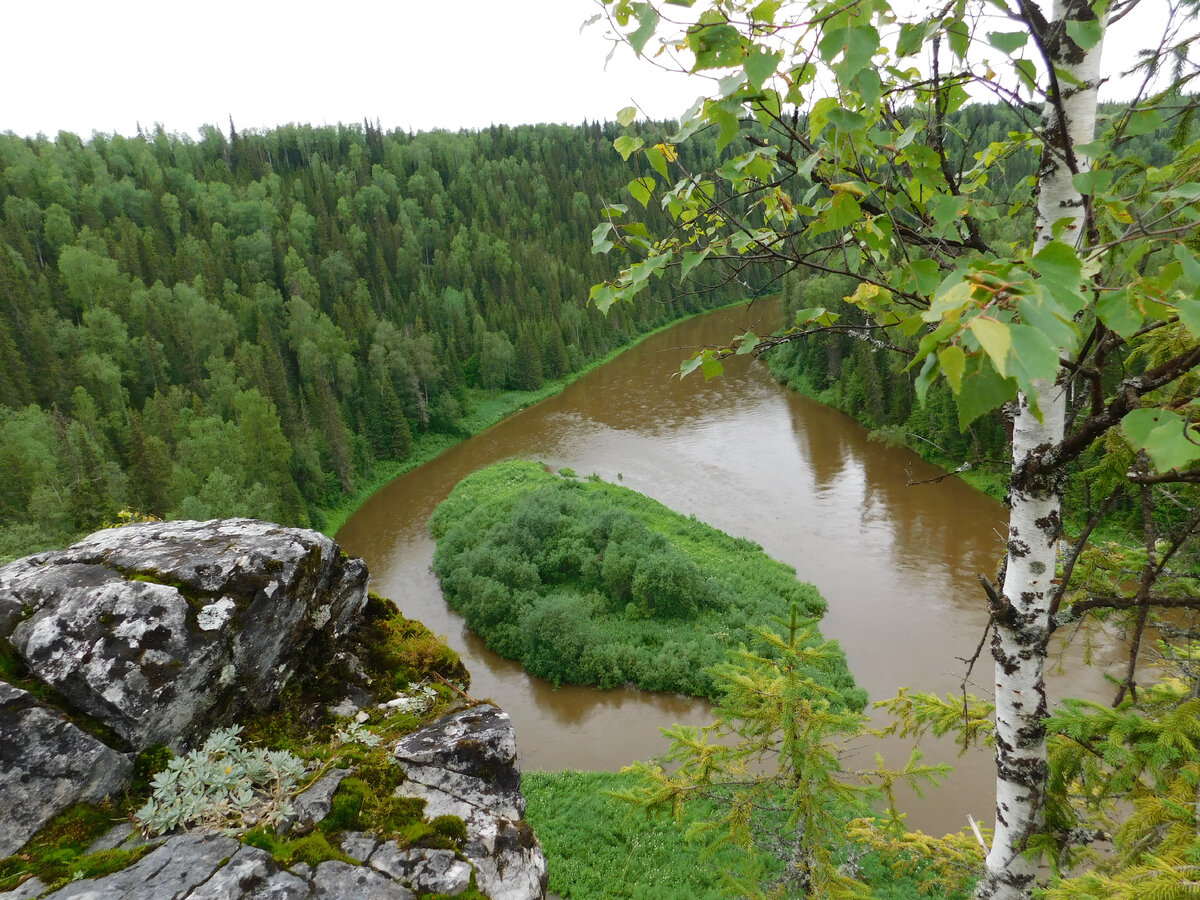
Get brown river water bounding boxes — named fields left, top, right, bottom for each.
left=336, top=296, right=1121, bottom=837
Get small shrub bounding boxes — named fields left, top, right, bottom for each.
left=134, top=726, right=308, bottom=836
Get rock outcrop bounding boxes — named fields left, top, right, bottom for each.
left=0, top=683, right=132, bottom=857
left=394, top=706, right=548, bottom=900
left=0, top=520, right=547, bottom=899
left=0, top=519, right=368, bottom=752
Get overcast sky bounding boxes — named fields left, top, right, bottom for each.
left=2, top=0, right=1177, bottom=141
left=3, top=0, right=703, bottom=139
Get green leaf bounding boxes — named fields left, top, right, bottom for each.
left=809, top=192, right=861, bottom=234
left=590, top=283, right=617, bottom=313
left=939, top=345, right=966, bottom=394
left=793, top=307, right=841, bottom=326
left=591, top=222, right=614, bottom=255
left=1020, top=289, right=1080, bottom=350
left=1124, top=108, right=1166, bottom=137
left=750, top=0, right=780, bottom=22
left=1065, top=17, right=1103, bottom=50
left=735, top=332, right=759, bottom=354
left=947, top=20, right=969, bottom=58
left=897, top=22, right=926, bottom=57
left=809, top=97, right=839, bottom=137
left=1072, top=169, right=1112, bottom=195
left=914, top=353, right=937, bottom=406
left=905, top=259, right=942, bottom=295
left=956, top=357, right=1016, bottom=428
left=644, top=145, right=670, bottom=180
left=628, top=176, right=656, bottom=207
left=826, top=107, right=867, bottom=132
left=1174, top=243, right=1200, bottom=289
left=701, top=352, right=725, bottom=380
left=987, top=31, right=1029, bottom=54
left=1015, top=59, right=1038, bottom=93
left=1095, top=288, right=1144, bottom=339
left=969, top=317, right=1012, bottom=377
left=929, top=193, right=967, bottom=234
left=1008, top=324, right=1062, bottom=392
left=744, top=45, right=782, bottom=90
left=1177, top=299, right=1200, bottom=340
left=1122, top=408, right=1200, bottom=472
left=680, top=353, right=704, bottom=379
left=613, top=134, right=644, bottom=161
left=705, top=100, right=741, bottom=153
left=680, top=248, right=710, bottom=281
left=628, top=2, right=661, bottom=55
left=617, top=106, right=638, bottom=127
left=689, top=21, right=743, bottom=71
left=1032, top=240, right=1083, bottom=288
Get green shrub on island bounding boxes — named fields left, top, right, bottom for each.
left=429, top=460, right=864, bottom=707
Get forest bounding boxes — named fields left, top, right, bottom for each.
left=1, top=104, right=1177, bottom=564
left=0, top=119, right=754, bottom=562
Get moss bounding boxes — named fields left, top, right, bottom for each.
left=320, top=777, right=371, bottom=832
left=429, top=815, right=467, bottom=846
left=241, top=829, right=353, bottom=868
left=357, top=593, right=469, bottom=690
left=0, top=801, right=154, bottom=893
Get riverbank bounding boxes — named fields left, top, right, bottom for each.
left=322, top=298, right=756, bottom=538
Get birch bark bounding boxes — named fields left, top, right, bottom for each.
left=977, top=4, right=1106, bottom=897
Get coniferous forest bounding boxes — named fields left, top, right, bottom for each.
left=0, top=121, right=758, bottom=560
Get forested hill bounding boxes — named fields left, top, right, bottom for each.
left=1, top=106, right=1176, bottom=561
left=0, top=121, right=748, bottom=560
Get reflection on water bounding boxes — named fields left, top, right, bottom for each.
left=337, top=297, right=1119, bottom=836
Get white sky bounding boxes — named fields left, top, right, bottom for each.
left=1, top=0, right=1181, bottom=141
left=2, top=0, right=702, bottom=140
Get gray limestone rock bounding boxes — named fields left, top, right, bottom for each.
left=336, top=832, right=379, bottom=864
left=185, top=845, right=311, bottom=900
left=368, top=844, right=473, bottom=895
left=393, top=705, right=547, bottom=900
left=1, top=877, right=46, bottom=900
left=311, top=861, right=415, bottom=900
left=40, top=831, right=242, bottom=899
left=0, top=682, right=132, bottom=857
left=0, top=519, right=368, bottom=751
left=279, top=768, right=349, bottom=836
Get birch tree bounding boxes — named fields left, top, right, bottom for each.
left=589, top=0, right=1200, bottom=896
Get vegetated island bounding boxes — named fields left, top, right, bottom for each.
left=429, top=459, right=865, bottom=709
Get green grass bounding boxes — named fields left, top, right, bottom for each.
left=523, top=770, right=775, bottom=900
left=525, top=770, right=977, bottom=900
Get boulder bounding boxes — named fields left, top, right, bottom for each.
left=393, top=705, right=547, bottom=900
left=0, top=683, right=131, bottom=857
left=0, top=519, right=368, bottom=751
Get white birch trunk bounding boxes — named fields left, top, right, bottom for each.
left=976, top=4, right=1105, bottom=898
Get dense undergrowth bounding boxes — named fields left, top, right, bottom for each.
left=429, top=459, right=864, bottom=708
left=523, top=770, right=975, bottom=900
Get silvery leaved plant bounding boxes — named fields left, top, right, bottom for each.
left=135, top=726, right=309, bottom=836
left=334, top=719, right=382, bottom=747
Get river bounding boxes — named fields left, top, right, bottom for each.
left=336, top=296, right=1121, bottom=836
